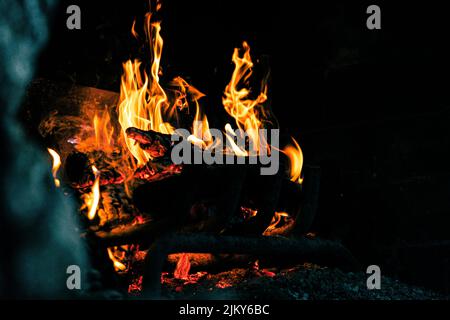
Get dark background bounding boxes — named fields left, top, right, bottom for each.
left=34, top=0, right=450, bottom=292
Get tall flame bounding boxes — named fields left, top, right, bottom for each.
left=81, top=165, right=101, bottom=220
left=118, top=14, right=174, bottom=167
left=222, top=42, right=270, bottom=155
left=47, top=148, right=61, bottom=187
left=283, top=138, right=303, bottom=184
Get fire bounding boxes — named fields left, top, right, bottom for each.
left=241, top=206, right=258, bottom=220
left=117, top=12, right=300, bottom=176
left=39, top=4, right=310, bottom=299
left=118, top=13, right=175, bottom=167
left=107, top=247, right=127, bottom=272
left=93, top=111, right=115, bottom=152
left=283, top=138, right=303, bottom=184
left=73, top=108, right=116, bottom=157
left=263, top=211, right=291, bottom=235
left=81, top=165, right=101, bottom=220
left=222, top=41, right=270, bottom=156
left=172, top=76, right=213, bottom=149
left=47, top=148, right=61, bottom=187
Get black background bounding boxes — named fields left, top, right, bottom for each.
left=34, top=0, right=450, bottom=291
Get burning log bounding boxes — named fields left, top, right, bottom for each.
left=166, top=253, right=252, bottom=272
left=141, top=233, right=361, bottom=298
left=126, top=127, right=172, bottom=159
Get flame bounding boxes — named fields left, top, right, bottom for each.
left=118, top=17, right=299, bottom=173
left=283, top=137, right=303, bottom=184
left=118, top=14, right=175, bottom=167
left=81, top=165, right=101, bottom=220
left=188, top=102, right=213, bottom=149
left=241, top=206, right=258, bottom=220
left=107, top=247, right=127, bottom=271
left=131, top=19, right=139, bottom=39
left=47, top=148, right=61, bottom=187
left=222, top=42, right=270, bottom=156
left=263, top=211, right=291, bottom=235
left=93, top=111, right=115, bottom=152
left=74, top=109, right=115, bottom=155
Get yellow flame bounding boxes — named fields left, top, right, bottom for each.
left=47, top=148, right=61, bottom=187
left=107, top=248, right=127, bottom=271
left=222, top=42, right=269, bottom=156
left=189, top=102, right=213, bottom=149
left=81, top=165, right=101, bottom=220
left=119, top=15, right=305, bottom=187
left=118, top=14, right=174, bottom=167
left=283, top=138, right=303, bottom=184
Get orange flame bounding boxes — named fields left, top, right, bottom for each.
left=74, top=109, right=115, bottom=156
left=47, top=148, right=61, bottom=187
left=107, top=247, right=127, bottom=271
left=263, top=211, right=291, bottom=235
left=222, top=42, right=270, bottom=156
left=118, top=14, right=175, bottom=167
left=188, top=102, right=213, bottom=149
left=81, top=165, right=101, bottom=220
left=283, top=138, right=303, bottom=184
left=93, top=111, right=115, bottom=152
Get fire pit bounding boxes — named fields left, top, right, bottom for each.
left=3, top=0, right=448, bottom=303
left=19, top=6, right=360, bottom=298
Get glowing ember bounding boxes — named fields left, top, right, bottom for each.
left=241, top=206, right=258, bottom=220
left=215, top=280, right=233, bottom=289
left=128, top=275, right=143, bottom=294
left=47, top=148, right=61, bottom=187
left=174, top=253, right=191, bottom=280
left=81, top=165, right=101, bottom=220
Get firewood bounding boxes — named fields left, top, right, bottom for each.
left=141, top=233, right=361, bottom=298
left=89, top=218, right=180, bottom=247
